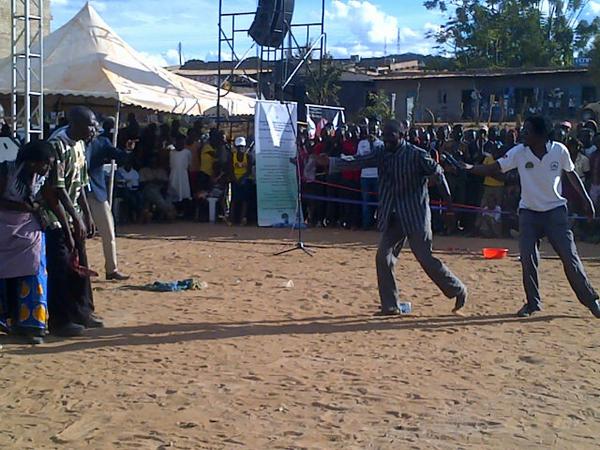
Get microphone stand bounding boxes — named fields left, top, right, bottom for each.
left=274, top=101, right=314, bottom=256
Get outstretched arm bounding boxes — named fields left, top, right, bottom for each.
left=565, top=170, right=595, bottom=218
left=433, top=171, right=452, bottom=205
left=316, top=148, right=380, bottom=173
left=462, top=161, right=503, bottom=178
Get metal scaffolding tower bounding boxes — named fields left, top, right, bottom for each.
left=217, top=0, right=326, bottom=125
left=11, top=0, right=44, bottom=142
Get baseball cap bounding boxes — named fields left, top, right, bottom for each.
left=234, top=136, right=247, bottom=147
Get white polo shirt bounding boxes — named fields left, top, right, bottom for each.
left=498, top=141, right=575, bottom=212
left=357, top=138, right=381, bottom=178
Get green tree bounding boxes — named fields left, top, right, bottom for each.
left=424, top=0, right=599, bottom=68
left=305, top=57, right=342, bottom=105
left=359, top=90, right=393, bottom=121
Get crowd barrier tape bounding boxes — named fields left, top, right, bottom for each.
left=307, top=178, right=505, bottom=211
left=301, top=193, right=599, bottom=222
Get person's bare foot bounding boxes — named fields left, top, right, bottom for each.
left=453, top=289, right=468, bottom=315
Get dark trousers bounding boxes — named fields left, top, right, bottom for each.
left=341, top=178, right=361, bottom=228
left=464, top=175, right=484, bottom=232
left=376, top=215, right=465, bottom=310
left=303, top=182, right=325, bottom=226
left=46, top=228, right=94, bottom=330
left=361, top=177, right=378, bottom=229
left=519, top=206, right=598, bottom=311
left=325, top=173, right=341, bottom=224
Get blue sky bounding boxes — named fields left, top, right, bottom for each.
left=50, top=0, right=600, bottom=66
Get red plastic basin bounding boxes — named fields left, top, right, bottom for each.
left=482, top=248, right=509, bottom=259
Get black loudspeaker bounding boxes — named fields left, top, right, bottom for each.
left=248, top=0, right=295, bottom=48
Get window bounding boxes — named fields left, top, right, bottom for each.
left=438, top=90, right=447, bottom=104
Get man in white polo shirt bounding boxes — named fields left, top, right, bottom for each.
left=463, top=115, right=599, bottom=318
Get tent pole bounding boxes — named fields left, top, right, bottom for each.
left=108, top=100, right=120, bottom=210
left=113, top=100, right=120, bottom=147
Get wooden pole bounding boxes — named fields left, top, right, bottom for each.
left=108, top=100, right=120, bottom=209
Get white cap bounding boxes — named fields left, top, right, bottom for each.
left=234, top=136, right=247, bottom=147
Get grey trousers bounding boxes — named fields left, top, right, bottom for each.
left=519, top=206, right=598, bottom=310
left=89, top=196, right=118, bottom=274
left=376, top=216, right=466, bottom=310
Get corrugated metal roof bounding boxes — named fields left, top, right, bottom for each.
left=377, top=67, right=588, bottom=81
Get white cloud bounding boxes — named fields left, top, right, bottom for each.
left=165, top=49, right=180, bottom=64
left=590, top=1, right=600, bottom=14
left=327, top=0, right=400, bottom=44
left=328, top=46, right=350, bottom=57
left=90, top=1, right=106, bottom=12
left=205, top=50, right=233, bottom=62
left=139, top=52, right=168, bottom=68
left=51, top=0, right=441, bottom=63
left=424, top=22, right=441, bottom=34
left=139, top=48, right=181, bottom=67
left=324, top=1, right=438, bottom=57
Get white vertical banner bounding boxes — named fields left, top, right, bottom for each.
left=255, top=100, right=302, bottom=227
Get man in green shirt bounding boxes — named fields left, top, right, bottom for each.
left=42, top=107, right=102, bottom=337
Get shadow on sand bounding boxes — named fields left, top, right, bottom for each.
left=3, top=312, right=579, bottom=355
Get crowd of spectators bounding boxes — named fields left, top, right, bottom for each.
left=106, top=114, right=256, bottom=226
left=297, top=118, right=600, bottom=243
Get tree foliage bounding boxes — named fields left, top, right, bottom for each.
left=359, top=90, right=393, bottom=121
left=424, top=0, right=600, bottom=68
left=305, top=57, right=342, bottom=106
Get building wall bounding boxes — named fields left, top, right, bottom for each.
left=0, top=0, right=51, bottom=59
left=338, top=81, right=375, bottom=120
left=374, top=71, right=596, bottom=123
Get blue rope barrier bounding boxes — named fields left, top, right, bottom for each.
left=301, top=194, right=598, bottom=222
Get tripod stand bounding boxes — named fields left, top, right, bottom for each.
left=274, top=102, right=314, bottom=257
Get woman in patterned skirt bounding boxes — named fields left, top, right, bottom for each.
left=0, top=140, right=56, bottom=344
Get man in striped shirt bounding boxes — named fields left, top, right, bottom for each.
left=319, top=120, right=467, bottom=315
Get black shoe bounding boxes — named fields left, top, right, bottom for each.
left=517, top=304, right=541, bottom=318
left=26, top=336, right=44, bottom=345
left=375, top=307, right=402, bottom=317
left=11, top=327, right=45, bottom=345
left=587, top=299, right=600, bottom=318
left=52, top=322, right=85, bottom=337
left=453, top=289, right=468, bottom=314
left=85, top=314, right=104, bottom=329
left=106, top=271, right=130, bottom=281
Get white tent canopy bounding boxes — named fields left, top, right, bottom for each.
left=0, top=3, right=255, bottom=116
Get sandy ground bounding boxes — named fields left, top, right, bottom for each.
left=1, top=223, right=600, bottom=449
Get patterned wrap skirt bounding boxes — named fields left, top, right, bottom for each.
left=0, top=233, right=48, bottom=333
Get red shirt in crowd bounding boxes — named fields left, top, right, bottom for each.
left=341, top=139, right=360, bottom=182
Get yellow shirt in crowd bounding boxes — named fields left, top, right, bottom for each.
left=483, top=154, right=504, bottom=187
left=200, top=143, right=216, bottom=177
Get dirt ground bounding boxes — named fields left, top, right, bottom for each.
left=1, top=223, right=599, bottom=449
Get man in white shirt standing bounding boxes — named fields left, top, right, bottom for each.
left=463, top=115, right=599, bottom=318
left=579, top=127, right=597, bottom=159
left=356, top=126, right=382, bottom=230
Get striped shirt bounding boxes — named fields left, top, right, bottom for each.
left=330, top=141, right=445, bottom=234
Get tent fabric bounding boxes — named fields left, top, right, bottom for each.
left=0, top=3, right=255, bottom=116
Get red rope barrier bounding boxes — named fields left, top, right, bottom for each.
left=303, top=178, right=486, bottom=211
